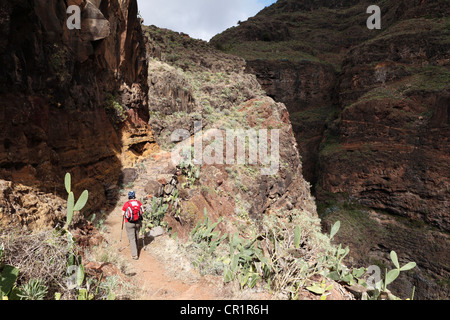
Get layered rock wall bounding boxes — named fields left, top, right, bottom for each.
left=0, top=0, right=156, bottom=229
left=212, top=0, right=449, bottom=299
left=246, top=60, right=337, bottom=184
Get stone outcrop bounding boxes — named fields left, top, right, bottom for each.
left=0, top=0, right=156, bottom=230
left=81, top=1, right=111, bottom=41
left=142, top=26, right=317, bottom=241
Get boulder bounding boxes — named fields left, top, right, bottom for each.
left=81, top=1, right=110, bottom=41
left=157, top=174, right=175, bottom=185
left=146, top=226, right=164, bottom=238
left=87, top=0, right=102, bottom=8
left=144, top=180, right=164, bottom=198
left=121, top=168, right=139, bottom=185
left=164, top=183, right=175, bottom=195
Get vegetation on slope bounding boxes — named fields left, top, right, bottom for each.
left=140, top=24, right=418, bottom=300
left=210, top=0, right=448, bottom=299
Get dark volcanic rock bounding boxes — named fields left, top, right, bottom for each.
left=0, top=0, right=156, bottom=229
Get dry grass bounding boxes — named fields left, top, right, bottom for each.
left=259, top=209, right=336, bottom=298
left=84, top=242, right=131, bottom=275
left=0, top=226, right=146, bottom=300
left=0, top=227, right=74, bottom=298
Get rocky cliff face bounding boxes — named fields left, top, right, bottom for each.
left=0, top=0, right=156, bottom=229
left=245, top=59, right=337, bottom=185
left=212, top=0, right=449, bottom=299
left=142, top=26, right=318, bottom=240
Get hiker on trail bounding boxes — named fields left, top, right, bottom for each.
left=122, top=191, right=143, bottom=260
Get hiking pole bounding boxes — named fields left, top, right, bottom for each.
left=139, top=225, right=145, bottom=252
left=119, top=214, right=125, bottom=252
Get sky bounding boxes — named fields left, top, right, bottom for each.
left=137, top=0, right=277, bottom=41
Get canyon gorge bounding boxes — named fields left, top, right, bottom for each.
left=0, top=0, right=448, bottom=300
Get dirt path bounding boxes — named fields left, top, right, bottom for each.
left=102, top=153, right=224, bottom=300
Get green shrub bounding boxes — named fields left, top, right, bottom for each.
left=178, top=160, right=200, bottom=188
left=185, top=206, right=417, bottom=300
left=191, top=209, right=227, bottom=254
left=185, top=209, right=228, bottom=275
left=142, top=197, right=169, bottom=231
left=221, top=232, right=268, bottom=290
left=361, top=250, right=417, bottom=300
left=0, top=264, right=20, bottom=300
left=64, top=173, right=89, bottom=230
left=105, top=93, right=128, bottom=125
left=17, top=279, right=48, bottom=300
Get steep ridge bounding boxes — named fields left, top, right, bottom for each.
left=0, top=0, right=157, bottom=229
left=143, top=24, right=318, bottom=242
left=211, top=0, right=449, bottom=299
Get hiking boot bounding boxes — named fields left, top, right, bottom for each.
left=132, top=256, right=139, bottom=260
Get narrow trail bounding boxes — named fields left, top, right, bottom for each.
left=102, top=152, right=224, bottom=300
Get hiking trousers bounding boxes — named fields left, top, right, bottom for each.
left=125, top=221, right=142, bottom=258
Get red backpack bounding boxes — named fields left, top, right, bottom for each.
left=125, top=200, right=143, bottom=223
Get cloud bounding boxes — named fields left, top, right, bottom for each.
left=137, top=0, right=273, bottom=41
